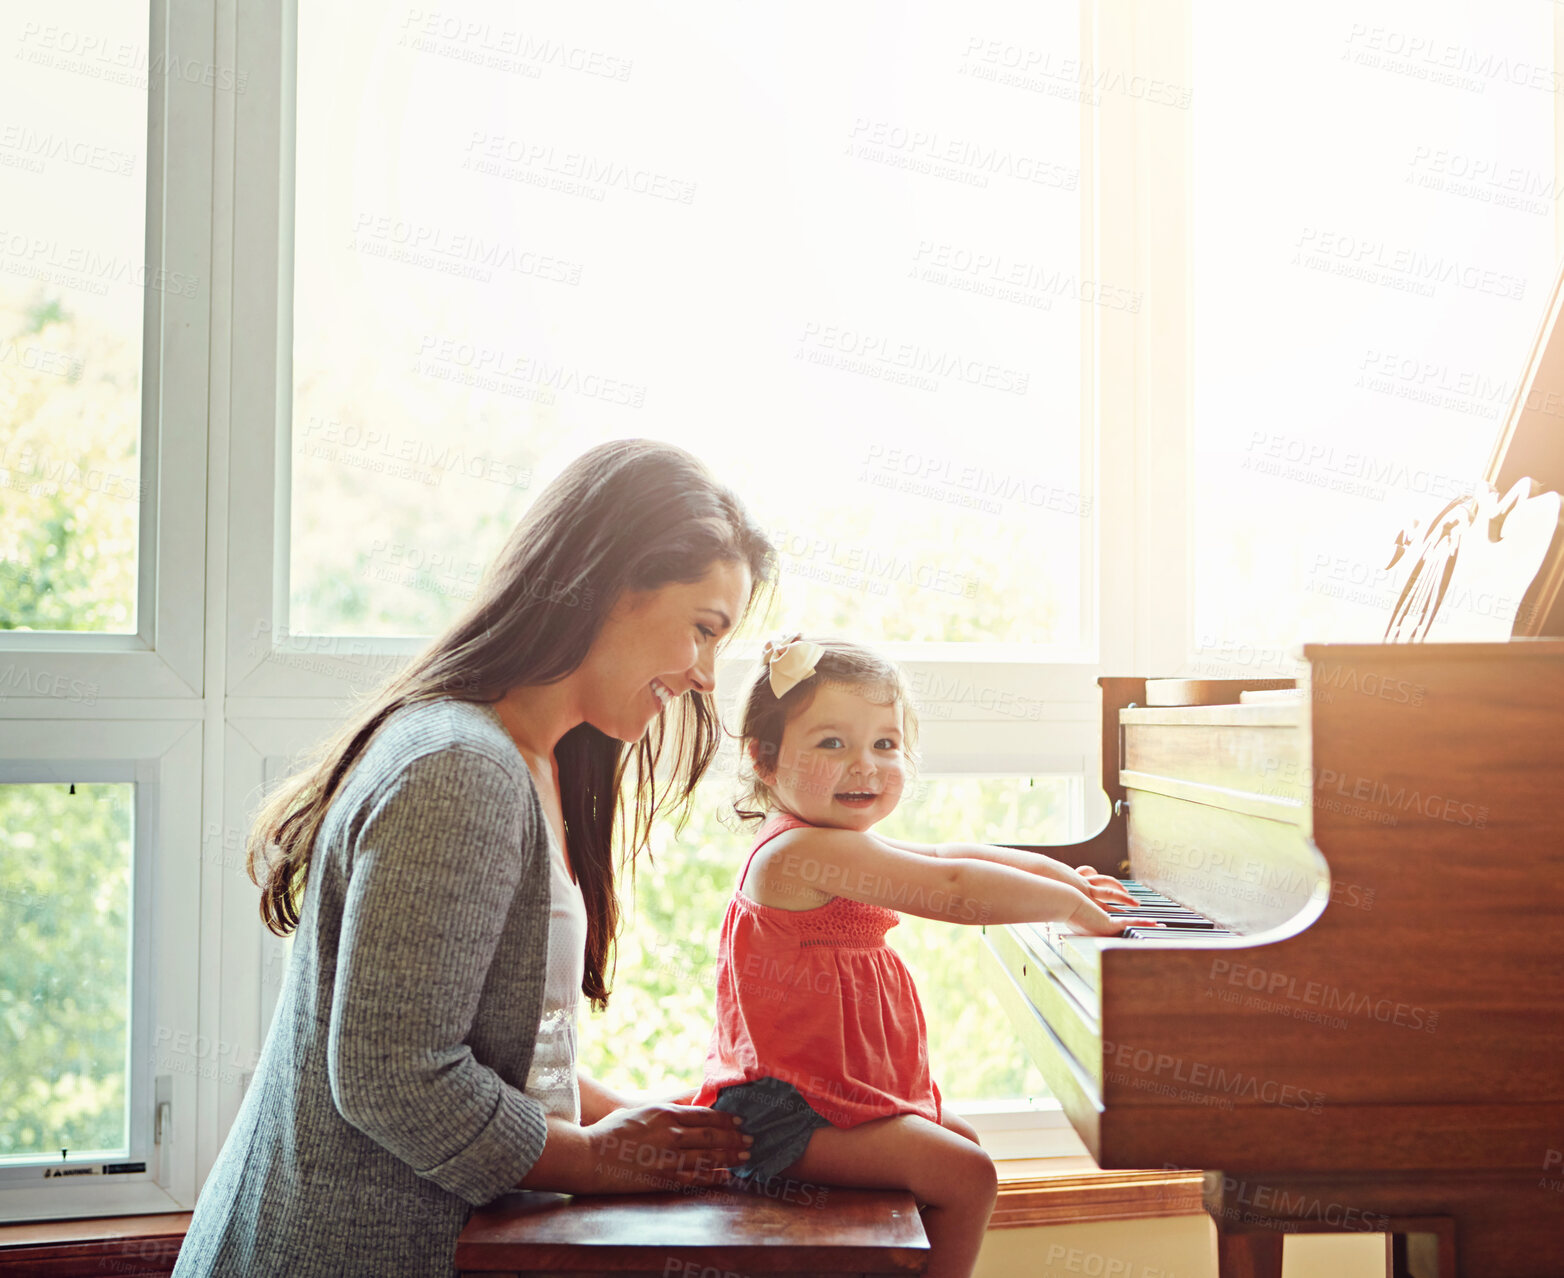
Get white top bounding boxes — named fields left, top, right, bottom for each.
left=522, top=818, right=586, bottom=1122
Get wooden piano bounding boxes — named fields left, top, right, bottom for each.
left=987, top=652, right=1563, bottom=1275
left=983, top=267, right=1564, bottom=1277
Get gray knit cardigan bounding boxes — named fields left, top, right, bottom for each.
left=173, top=699, right=554, bottom=1277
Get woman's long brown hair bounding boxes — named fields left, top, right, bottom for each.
left=247, top=439, right=776, bottom=1009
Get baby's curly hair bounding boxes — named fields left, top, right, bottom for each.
left=733, top=636, right=921, bottom=825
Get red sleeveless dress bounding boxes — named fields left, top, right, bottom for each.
left=694, top=812, right=941, bottom=1128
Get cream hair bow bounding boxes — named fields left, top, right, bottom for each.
left=762, top=633, right=824, bottom=698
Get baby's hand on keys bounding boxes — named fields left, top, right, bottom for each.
left=1067, top=893, right=1168, bottom=936
left=1075, top=866, right=1136, bottom=909
left=1105, top=916, right=1165, bottom=936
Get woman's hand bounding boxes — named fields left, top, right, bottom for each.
left=522, top=1103, right=752, bottom=1194
left=585, top=1103, right=752, bottom=1193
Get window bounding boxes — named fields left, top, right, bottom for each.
left=0, top=1, right=150, bottom=635
left=0, top=0, right=215, bottom=1221
left=0, top=726, right=202, bottom=1222
left=287, top=1, right=1090, bottom=652
left=0, top=784, right=135, bottom=1165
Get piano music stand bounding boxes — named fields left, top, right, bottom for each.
left=1474, top=255, right=1564, bottom=639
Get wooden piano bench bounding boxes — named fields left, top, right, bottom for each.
left=454, top=1186, right=929, bottom=1277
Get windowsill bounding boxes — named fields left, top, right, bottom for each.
left=970, top=1101, right=1207, bottom=1224
left=0, top=1210, right=192, bottom=1271
left=992, top=1161, right=1206, bottom=1229
left=0, top=1168, right=1205, bottom=1256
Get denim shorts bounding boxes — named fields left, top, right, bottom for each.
left=710, top=1077, right=832, bottom=1182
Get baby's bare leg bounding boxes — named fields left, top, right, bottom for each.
left=783, top=1114, right=996, bottom=1278
left=939, top=1107, right=982, bottom=1146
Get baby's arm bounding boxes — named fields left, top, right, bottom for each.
left=762, top=827, right=1132, bottom=934
left=876, top=834, right=1134, bottom=909
left=579, top=1073, right=636, bottom=1122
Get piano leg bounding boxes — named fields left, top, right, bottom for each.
left=1205, top=1171, right=1471, bottom=1277
left=1213, top=1220, right=1453, bottom=1278
left=1214, top=1230, right=1284, bottom=1278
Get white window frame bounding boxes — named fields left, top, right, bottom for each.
left=0, top=723, right=202, bottom=1219
left=0, top=0, right=218, bottom=1220
left=0, top=0, right=212, bottom=699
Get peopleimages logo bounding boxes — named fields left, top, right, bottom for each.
left=0, top=662, right=99, bottom=705
left=0, top=125, right=135, bottom=176
left=1295, top=227, right=1527, bottom=300
left=1259, top=759, right=1488, bottom=829
left=1208, top=959, right=1439, bottom=1034
left=1101, top=1041, right=1326, bottom=1114
left=797, top=322, right=1030, bottom=395
left=0, top=230, right=200, bottom=299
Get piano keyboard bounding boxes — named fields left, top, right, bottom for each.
left=1007, top=880, right=1247, bottom=998
left=1111, top=879, right=1238, bottom=939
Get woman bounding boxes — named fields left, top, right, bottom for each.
left=174, top=440, right=775, bottom=1277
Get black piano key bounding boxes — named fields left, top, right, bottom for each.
left=1107, top=905, right=1203, bottom=914
left=1116, top=880, right=1223, bottom=921
left=1107, top=879, right=1235, bottom=936
left=1114, top=912, right=1203, bottom=921
left=1106, top=906, right=1207, bottom=917
left=1119, top=926, right=1236, bottom=939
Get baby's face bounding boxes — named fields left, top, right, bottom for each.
left=764, top=681, right=907, bottom=831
